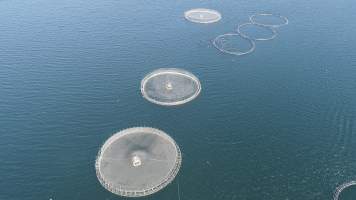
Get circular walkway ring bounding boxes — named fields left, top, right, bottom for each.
left=141, top=68, right=201, bottom=106
left=250, top=13, right=289, bottom=28
left=334, top=181, right=356, bottom=200
left=237, top=22, right=277, bottom=41
left=213, top=33, right=256, bottom=56
left=184, top=8, right=222, bottom=24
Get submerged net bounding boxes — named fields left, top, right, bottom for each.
left=95, top=127, right=182, bottom=197
left=184, top=8, right=222, bottom=24
left=213, top=33, right=255, bottom=56
left=237, top=22, right=277, bottom=41
left=141, top=68, right=201, bottom=106
left=249, top=13, right=289, bottom=28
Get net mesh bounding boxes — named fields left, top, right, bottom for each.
left=141, top=68, right=201, bottom=106
left=95, top=127, right=182, bottom=197
left=184, top=8, right=222, bottom=24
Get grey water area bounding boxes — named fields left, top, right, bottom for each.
left=1, top=0, right=356, bottom=199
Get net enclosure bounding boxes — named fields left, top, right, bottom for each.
left=184, top=8, right=222, bottom=24
left=249, top=13, right=289, bottom=28
left=141, top=68, right=201, bottom=106
left=213, top=33, right=255, bottom=56
left=95, top=127, right=182, bottom=197
left=237, top=22, right=277, bottom=41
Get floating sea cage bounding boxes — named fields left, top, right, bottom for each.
left=184, top=8, right=222, bottom=24
left=237, top=22, right=277, bottom=41
left=95, top=127, right=182, bottom=197
left=249, top=13, right=289, bottom=28
left=141, top=68, right=201, bottom=106
left=213, top=33, right=256, bottom=56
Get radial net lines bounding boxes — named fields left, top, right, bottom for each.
left=184, top=8, right=222, bottom=24
left=95, top=127, right=182, bottom=197
left=141, top=68, right=201, bottom=106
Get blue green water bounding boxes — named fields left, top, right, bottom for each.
left=1, top=0, right=356, bottom=199
left=340, top=185, right=356, bottom=200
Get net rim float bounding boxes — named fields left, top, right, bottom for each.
left=333, top=180, right=356, bottom=200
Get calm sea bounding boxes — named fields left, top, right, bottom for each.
left=1, top=0, right=356, bottom=199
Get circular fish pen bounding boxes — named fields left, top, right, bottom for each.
left=213, top=33, right=255, bottom=56
left=141, top=68, right=201, bottom=106
left=237, top=22, right=277, bottom=41
left=249, top=13, right=289, bottom=28
left=184, top=8, right=222, bottom=24
left=334, top=181, right=356, bottom=200
left=95, top=127, right=182, bottom=197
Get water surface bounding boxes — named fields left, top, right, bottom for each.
left=1, top=0, right=356, bottom=199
